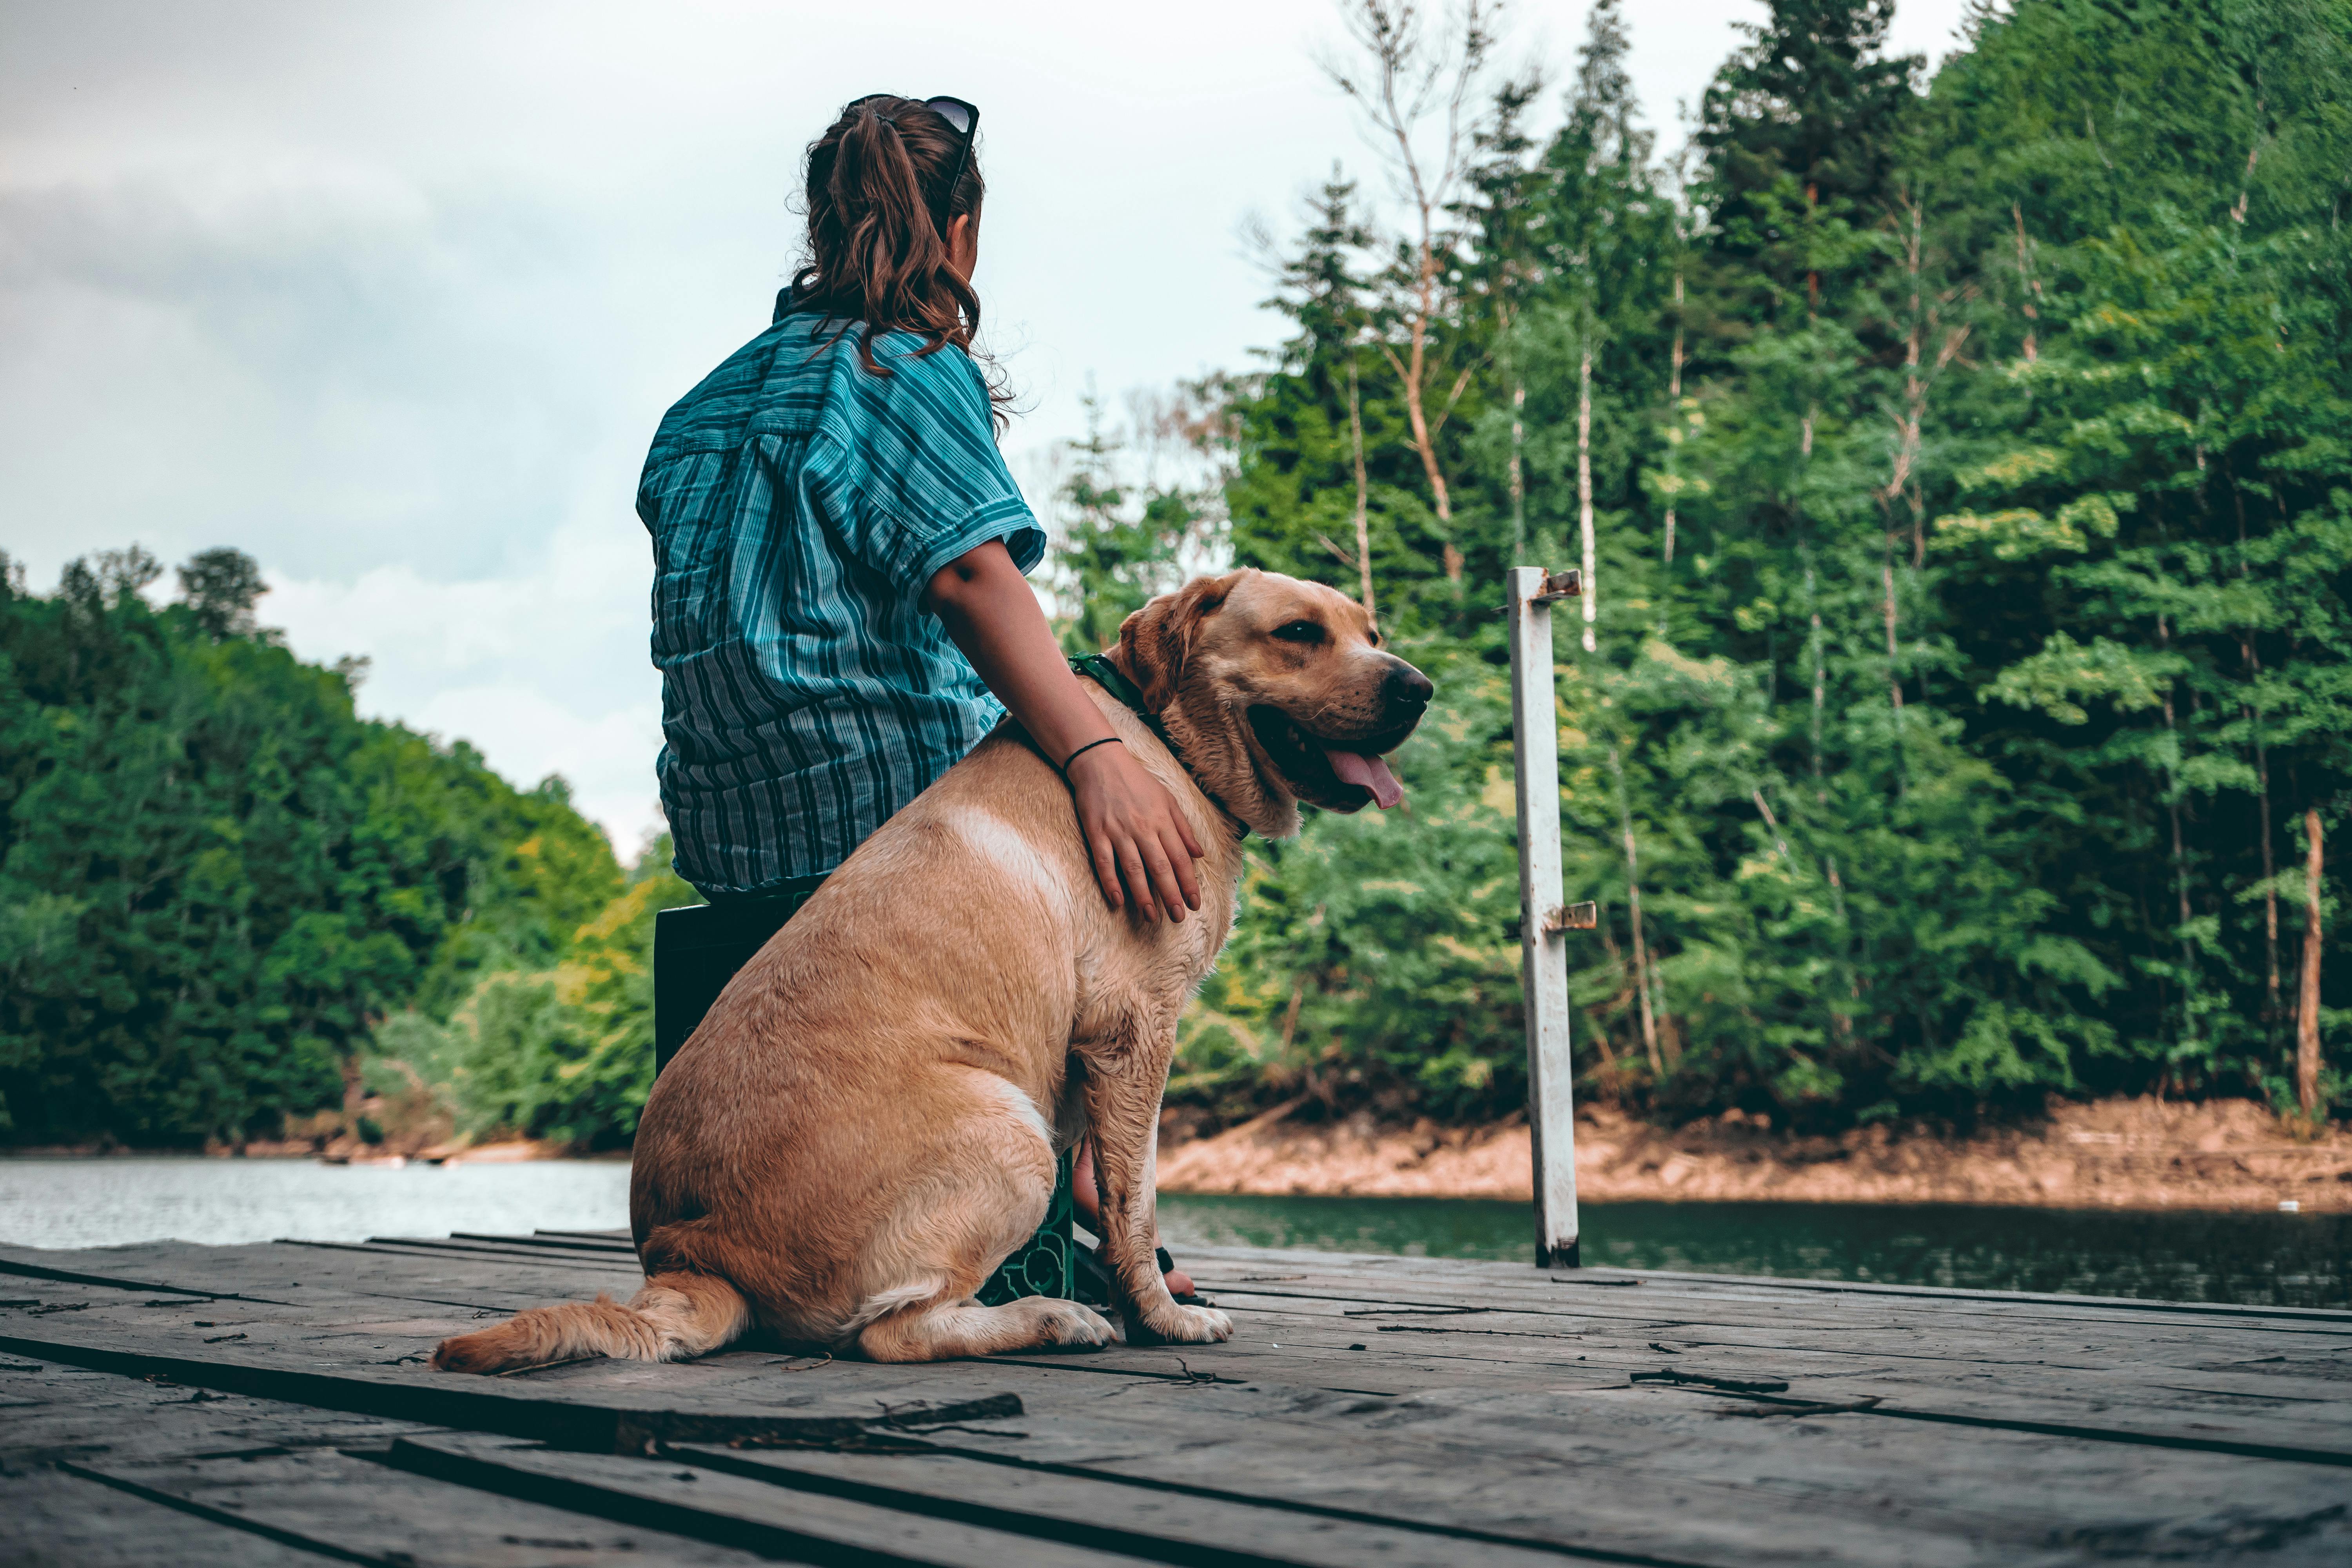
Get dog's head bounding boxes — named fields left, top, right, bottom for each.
left=1114, top=569, right=1433, bottom=837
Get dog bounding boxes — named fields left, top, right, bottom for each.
left=431, top=568, right=1432, bottom=1369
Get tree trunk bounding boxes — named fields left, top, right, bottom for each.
left=1348, top=360, right=1375, bottom=615
left=2258, top=721, right=2280, bottom=1028
left=1804, top=181, right=1820, bottom=313
left=1806, top=559, right=1825, bottom=785
left=2156, top=615, right=2197, bottom=1044
left=2013, top=203, right=2040, bottom=363
left=1394, top=257, right=1455, bottom=532
left=2300, top=808, right=2324, bottom=1115
left=2164, top=708, right=2194, bottom=1029
left=1509, top=377, right=1526, bottom=560
left=1663, top=271, right=1683, bottom=567
left=1882, top=552, right=1903, bottom=714
left=1578, top=336, right=1597, bottom=653
left=1881, top=198, right=1924, bottom=693
left=1610, top=746, right=1661, bottom=1077
left=2231, top=129, right=2261, bottom=226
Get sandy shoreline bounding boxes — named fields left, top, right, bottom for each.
left=1156, top=1096, right=2352, bottom=1214
left=15, top=1097, right=2350, bottom=1215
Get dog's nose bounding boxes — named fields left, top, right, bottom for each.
left=1384, top=659, right=1434, bottom=709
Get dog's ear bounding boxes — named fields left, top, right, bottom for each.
left=1116, top=571, right=1244, bottom=710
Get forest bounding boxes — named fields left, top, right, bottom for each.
left=0, top=546, right=685, bottom=1147
left=3, top=0, right=2346, bottom=1149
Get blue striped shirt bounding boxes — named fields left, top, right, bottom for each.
left=639, top=307, right=1044, bottom=895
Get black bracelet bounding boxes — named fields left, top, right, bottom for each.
left=1058, top=735, right=1122, bottom=777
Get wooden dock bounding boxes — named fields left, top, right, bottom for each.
left=4, top=1227, right=2349, bottom=1566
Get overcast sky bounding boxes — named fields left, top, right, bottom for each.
left=0, top=0, right=1970, bottom=853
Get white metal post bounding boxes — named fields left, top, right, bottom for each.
left=1509, top=566, right=1586, bottom=1268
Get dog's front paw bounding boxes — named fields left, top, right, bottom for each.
left=1138, top=1302, right=1232, bottom=1345
left=1030, top=1298, right=1116, bottom=1350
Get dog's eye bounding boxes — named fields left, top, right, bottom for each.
left=1271, top=620, right=1325, bottom=644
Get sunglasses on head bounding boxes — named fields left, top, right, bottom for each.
left=846, top=94, right=980, bottom=239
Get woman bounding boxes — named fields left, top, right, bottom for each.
left=638, top=94, right=1194, bottom=1298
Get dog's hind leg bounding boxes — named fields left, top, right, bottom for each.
left=857, top=1293, right=1112, bottom=1361
left=431, top=1271, right=751, bottom=1374
left=844, top=1069, right=1114, bottom=1363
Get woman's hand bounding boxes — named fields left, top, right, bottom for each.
left=1065, top=741, right=1204, bottom=921
left=922, top=539, right=1206, bottom=920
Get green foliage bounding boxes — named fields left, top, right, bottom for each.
left=1152, top=0, right=2352, bottom=1127
left=385, top=839, right=695, bottom=1149
left=0, top=548, right=628, bottom=1147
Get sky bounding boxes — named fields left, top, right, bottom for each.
left=0, top=0, right=1972, bottom=854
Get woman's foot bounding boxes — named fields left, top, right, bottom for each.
left=1071, top=1136, right=1194, bottom=1297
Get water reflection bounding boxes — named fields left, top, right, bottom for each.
left=1157, top=1194, right=2352, bottom=1309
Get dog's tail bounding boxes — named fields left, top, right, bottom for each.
left=430, top=1271, right=751, bottom=1375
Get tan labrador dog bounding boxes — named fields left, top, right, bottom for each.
left=432, top=568, right=1431, bottom=1368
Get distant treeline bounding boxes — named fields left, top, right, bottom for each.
left=0, top=546, right=676, bottom=1148
left=7, top=0, right=2348, bottom=1150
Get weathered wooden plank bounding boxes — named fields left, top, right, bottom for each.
left=291, top=1238, right=644, bottom=1274
left=0, top=1348, right=761, bottom=1565
left=386, top=1432, right=1183, bottom=1568
left=5, top=1463, right=334, bottom=1568
left=1181, top=1291, right=2352, bottom=1433
left=1177, top=1244, right=2352, bottom=1325
left=1, top=1352, right=432, bottom=1566
left=1190, top=1275, right=2352, bottom=1355
left=889, top=1370, right=2352, bottom=1566
left=1169, top=1267, right=2352, bottom=1369
left=66, top=1448, right=773, bottom=1568
left=364, top=1235, right=646, bottom=1267
left=1181, top=1259, right=2352, bottom=1338
left=448, top=1230, right=642, bottom=1256
left=0, top=1239, right=555, bottom=1314
left=1176, top=1283, right=2352, bottom=1367
left=669, top=1437, right=1602, bottom=1568
left=0, top=1349, right=428, bottom=1464
left=1025, top=1307, right=2352, bottom=1463
left=0, top=1313, right=1054, bottom=1455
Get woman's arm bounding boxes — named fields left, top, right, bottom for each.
left=924, top=539, right=1204, bottom=922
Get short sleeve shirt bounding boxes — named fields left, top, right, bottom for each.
left=638, top=305, right=1044, bottom=895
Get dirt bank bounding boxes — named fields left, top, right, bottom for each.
left=1156, top=1096, right=2352, bottom=1213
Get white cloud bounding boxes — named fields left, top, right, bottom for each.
left=266, top=514, right=659, bottom=848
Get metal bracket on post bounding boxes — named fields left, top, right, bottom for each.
left=1508, top=566, right=1581, bottom=1270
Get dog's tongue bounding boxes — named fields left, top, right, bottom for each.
left=1325, top=748, right=1404, bottom=809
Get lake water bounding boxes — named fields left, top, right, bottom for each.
left=1156, top=1192, right=2352, bottom=1310
left=3, top=1158, right=2344, bottom=1309
left=0, top=1156, right=634, bottom=1251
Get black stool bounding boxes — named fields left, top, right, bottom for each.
left=653, top=876, right=827, bottom=1075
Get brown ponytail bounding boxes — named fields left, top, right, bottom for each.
left=792, top=96, right=1008, bottom=429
